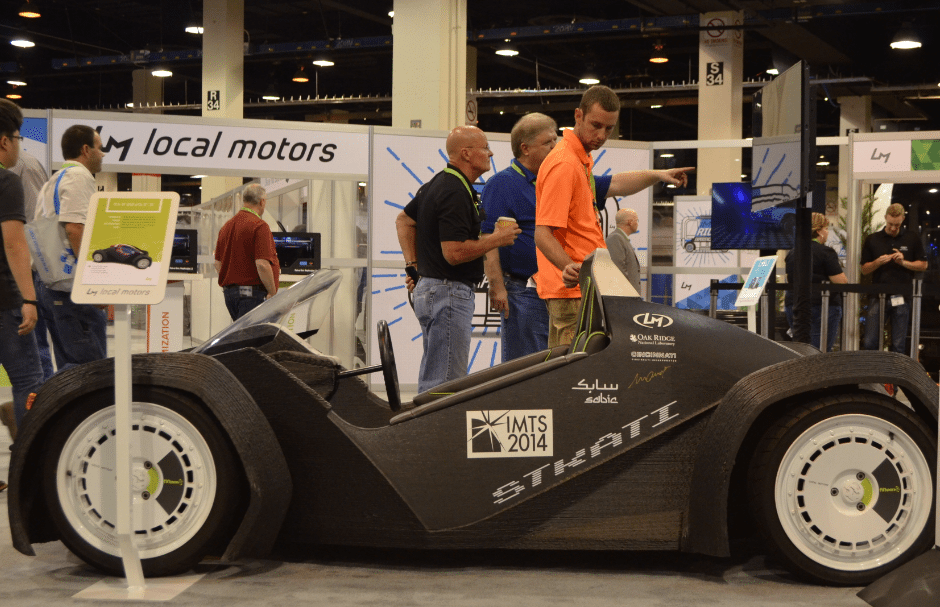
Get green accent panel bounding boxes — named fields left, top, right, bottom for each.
left=0, top=365, right=10, bottom=388
left=912, top=139, right=940, bottom=171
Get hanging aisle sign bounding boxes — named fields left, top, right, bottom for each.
left=51, top=114, right=369, bottom=176
left=71, top=192, right=180, bottom=305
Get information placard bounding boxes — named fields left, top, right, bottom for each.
left=72, top=192, right=180, bottom=305
left=735, top=255, right=778, bottom=308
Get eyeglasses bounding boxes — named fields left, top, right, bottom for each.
left=3, top=134, right=23, bottom=142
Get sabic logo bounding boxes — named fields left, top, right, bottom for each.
left=633, top=312, right=673, bottom=329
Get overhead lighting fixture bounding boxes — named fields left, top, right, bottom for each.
left=10, top=35, right=35, bottom=48
left=185, top=24, right=204, bottom=34
left=816, top=160, right=830, bottom=166
left=650, top=104, right=663, bottom=109
left=312, top=58, right=334, bottom=67
left=388, top=10, right=394, bottom=18
left=6, top=76, right=26, bottom=87
left=18, top=2, right=40, bottom=18
left=766, top=66, right=779, bottom=76
left=262, top=83, right=281, bottom=101
left=929, top=188, right=938, bottom=194
left=650, top=40, right=668, bottom=64
left=151, top=67, right=172, bottom=77
left=579, top=74, right=600, bottom=85
left=292, top=66, right=309, bottom=83
left=660, top=153, right=674, bottom=158
left=890, top=23, right=921, bottom=49
left=6, top=92, right=22, bottom=100
left=495, top=46, right=518, bottom=57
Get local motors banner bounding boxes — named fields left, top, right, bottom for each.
left=51, top=115, right=369, bottom=176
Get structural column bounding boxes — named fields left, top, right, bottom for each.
left=696, top=11, right=744, bottom=195
left=392, top=0, right=467, bottom=130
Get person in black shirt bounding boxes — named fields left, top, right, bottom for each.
left=860, top=203, right=927, bottom=353
left=0, top=99, right=44, bottom=484
left=396, top=125, right=520, bottom=393
left=785, top=213, right=847, bottom=351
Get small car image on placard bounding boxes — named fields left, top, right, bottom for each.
left=91, top=244, right=152, bottom=269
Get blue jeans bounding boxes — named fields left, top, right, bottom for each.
left=413, top=278, right=475, bottom=394
left=223, top=285, right=267, bottom=321
left=32, top=273, right=55, bottom=379
left=501, top=276, right=548, bottom=362
left=0, top=307, right=44, bottom=426
left=46, top=287, right=108, bottom=370
left=863, top=298, right=910, bottom=353
left=784, top=303, right=843, bottom=352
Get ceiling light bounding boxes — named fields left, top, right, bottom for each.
left=660, top=153, right=674, bottom=158
left=262, top=83, right=281, bottom=101
left=579, top=74, right=600, bottom=85
left=766, top=66, right=779, bottom=76
left=312, top=58, right=334, bottom=67
left=6, top=77, right=26, bottom=87
left=151, top=67, right=172, bottom=77
left=18, top=2, right=40, bottom=18
left=388, top=10, right=394, bottom=18
left=10, top=36, right=35, bottom=48
left=495, top=46, right=518, bottom=57
left=185, top=24, right=204, bottom=34
left=890, top=24, right=921, bottom=49
left=292, top=66, right=309, bottom=83
left=929, top=188, right=938, bottom=194
left=816, top=161, right=830, bottom=166
left=650, top=40, right=668, bottom=64
left=650, top=104, right=663, bottom=109
left=6, top=93, right=22, bottom=100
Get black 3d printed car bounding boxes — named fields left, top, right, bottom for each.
left=7, top=250, right=937, bottom=586
left=92, top=244, right=152, bottom=269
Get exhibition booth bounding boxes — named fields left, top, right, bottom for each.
left=10, top=109, right=940, bottom=393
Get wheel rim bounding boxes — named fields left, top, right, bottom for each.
left=55, top=402, right=218, bottom=560
left=774, top=413, right=933, bottom=573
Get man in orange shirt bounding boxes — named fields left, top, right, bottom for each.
left=534, top=85, right=693, bottom=347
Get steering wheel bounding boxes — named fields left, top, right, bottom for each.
left=377, top=320, right=401, bottom=412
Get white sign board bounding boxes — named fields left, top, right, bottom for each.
left=72, top=192, right=180, bottom=305
left=735, top=255, right=778, bottom=308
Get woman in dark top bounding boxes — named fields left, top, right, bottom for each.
left=785, top=213, right=848, bottom=351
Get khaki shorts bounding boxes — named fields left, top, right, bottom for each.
left=545, top=297, right=581, bottom=349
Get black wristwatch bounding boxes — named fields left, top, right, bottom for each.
left=21, top=299, right=38, bottom=306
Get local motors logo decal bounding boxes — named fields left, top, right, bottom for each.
left=467, top=410, right=553, bottom=459
left=633, top=312, right=673, bottom=329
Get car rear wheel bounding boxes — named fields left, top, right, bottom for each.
left=93, top=252, right=104, bottom=262
left=43, top=387, right=243, bottom=577
left=136, top=258, right=152, bottom=269
left=748, top=393, right=936, bottom=585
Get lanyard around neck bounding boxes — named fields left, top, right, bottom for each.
left=511, top=160, right=535, bottom=184
left=443, top=167, right=482, bottom=216
left=241, top=206, right=262, bottom=219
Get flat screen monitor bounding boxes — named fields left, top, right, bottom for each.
left=169, top=229, right=198, bottom=273
left=273, top=232, right=321, bottom=274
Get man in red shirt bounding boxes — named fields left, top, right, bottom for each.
left=214, top=183, right=280, bottom=321
left=534, top=85, right=693, bottom=347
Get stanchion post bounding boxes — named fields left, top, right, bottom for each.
left=114, top=304, right=145, bottom=593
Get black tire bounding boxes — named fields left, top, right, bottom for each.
left=42, top=386, right=244, bottom=577
left=377, top=320, right=401, bottom=412
left=92, top=252, right=104, bottom=262
left=684, top=242, right=695, bottom=252
left=748, top=393, right=936, bottom=585
left=136, top=257, right=152, bottom=269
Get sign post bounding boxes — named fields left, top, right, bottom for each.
left=71, top=192, right=183, bottom=599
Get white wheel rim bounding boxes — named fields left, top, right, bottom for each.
left=775, top=413, right=933, bottom=572
left=55, top=402, right=218, bottom=560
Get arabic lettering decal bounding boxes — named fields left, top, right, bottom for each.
left=572, top=379, right=619, bottom=393
left=627, top=366, right=670, bottom=389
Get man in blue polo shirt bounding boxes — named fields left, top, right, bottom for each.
left=481, top=113, right=611, bottom=362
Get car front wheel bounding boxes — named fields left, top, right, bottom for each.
left=748, top=393, right=936, bottom=585
left=43, top=387, right=243, bottom=577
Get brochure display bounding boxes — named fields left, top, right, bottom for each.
left=72, top=192, right=180, bottom=597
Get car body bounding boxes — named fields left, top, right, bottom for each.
left=92, top=243, right=152, bottom=269
left=7, top=250, right=937, bottom=586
